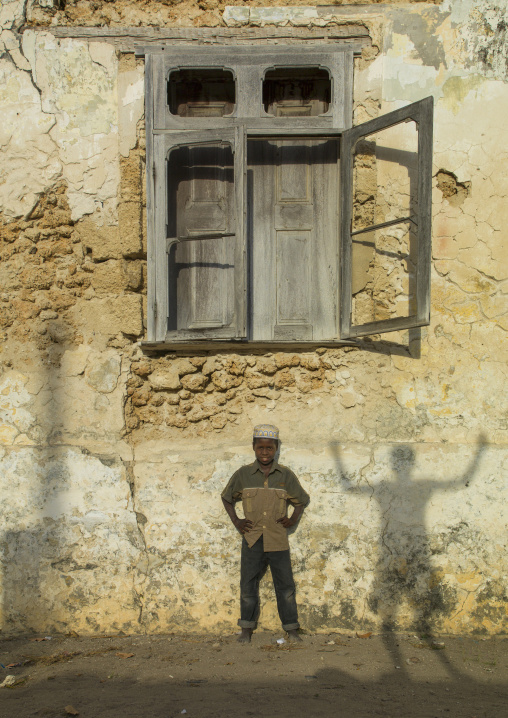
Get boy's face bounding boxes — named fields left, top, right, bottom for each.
left=253, top=438, right=278, bottom=465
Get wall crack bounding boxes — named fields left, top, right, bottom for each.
left=123, top=458, right=149, bottom=632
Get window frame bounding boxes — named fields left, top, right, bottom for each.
left=339, top=96, right=434, bottom=339
left=144, top=47, right=433, bottom=346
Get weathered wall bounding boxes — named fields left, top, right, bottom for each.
left=0, top=0, right=506, bottom=636
left=25, top=0, right=444, bottom=31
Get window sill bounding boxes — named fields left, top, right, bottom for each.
left=139, top=339, right=359, bottom=353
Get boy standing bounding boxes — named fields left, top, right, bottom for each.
left=221, top=424, right=310, bottom=643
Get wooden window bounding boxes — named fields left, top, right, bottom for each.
left=145, top=47, right=432, bottom=345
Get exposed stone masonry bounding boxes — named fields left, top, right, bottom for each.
left=26, top=0, right=444, bottom=31
left=126, top=348, right=364, bottom=432
left=0, top=184, right=78, bottom=348
left=0, top=179, right=145, bottom=351
left=436, top=169, right=471, bottom=207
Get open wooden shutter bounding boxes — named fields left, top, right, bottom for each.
left=339, top=97, right=433, bottom=339
left=153, top=127, right=247, bottom=341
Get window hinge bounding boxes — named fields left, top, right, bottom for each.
left=152, top=163, right=156, bottom=179
left=154, top=302, right=158, bottom=319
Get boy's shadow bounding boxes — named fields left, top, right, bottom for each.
left=330, top=435, right=487, bottom=673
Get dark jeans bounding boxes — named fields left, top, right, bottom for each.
left=238, top=535, right=299, bottom=631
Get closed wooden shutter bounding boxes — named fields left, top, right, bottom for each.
left=153, top=127, right=247, bottom=340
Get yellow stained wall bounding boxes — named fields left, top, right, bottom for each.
left=0, top=1, right=506, bottom=636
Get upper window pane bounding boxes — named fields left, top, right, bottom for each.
left=263, top=67, right=331, bottom=117
left=168, top=69, right=235, bottom=117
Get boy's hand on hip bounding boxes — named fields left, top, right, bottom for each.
left=234, top=518, right=253, bottom=535
left=277, top=516, right=295, bottom=528
left=277, top=505, right=304, bottom=528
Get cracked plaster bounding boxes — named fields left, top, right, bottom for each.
left=0, top=15, right=126, bottom=223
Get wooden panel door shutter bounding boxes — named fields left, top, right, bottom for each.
left=153, top=127, right=247, bottom=341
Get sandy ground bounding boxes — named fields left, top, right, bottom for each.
left=0, top=631, right=506, bottom=718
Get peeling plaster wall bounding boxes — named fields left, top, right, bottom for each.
left=0, top=1, right=506, bottom=636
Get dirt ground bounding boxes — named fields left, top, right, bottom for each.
left=0, top=631, right=506, bottom=718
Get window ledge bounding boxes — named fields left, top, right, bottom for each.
left=139, top=339, right=359, bottom=353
